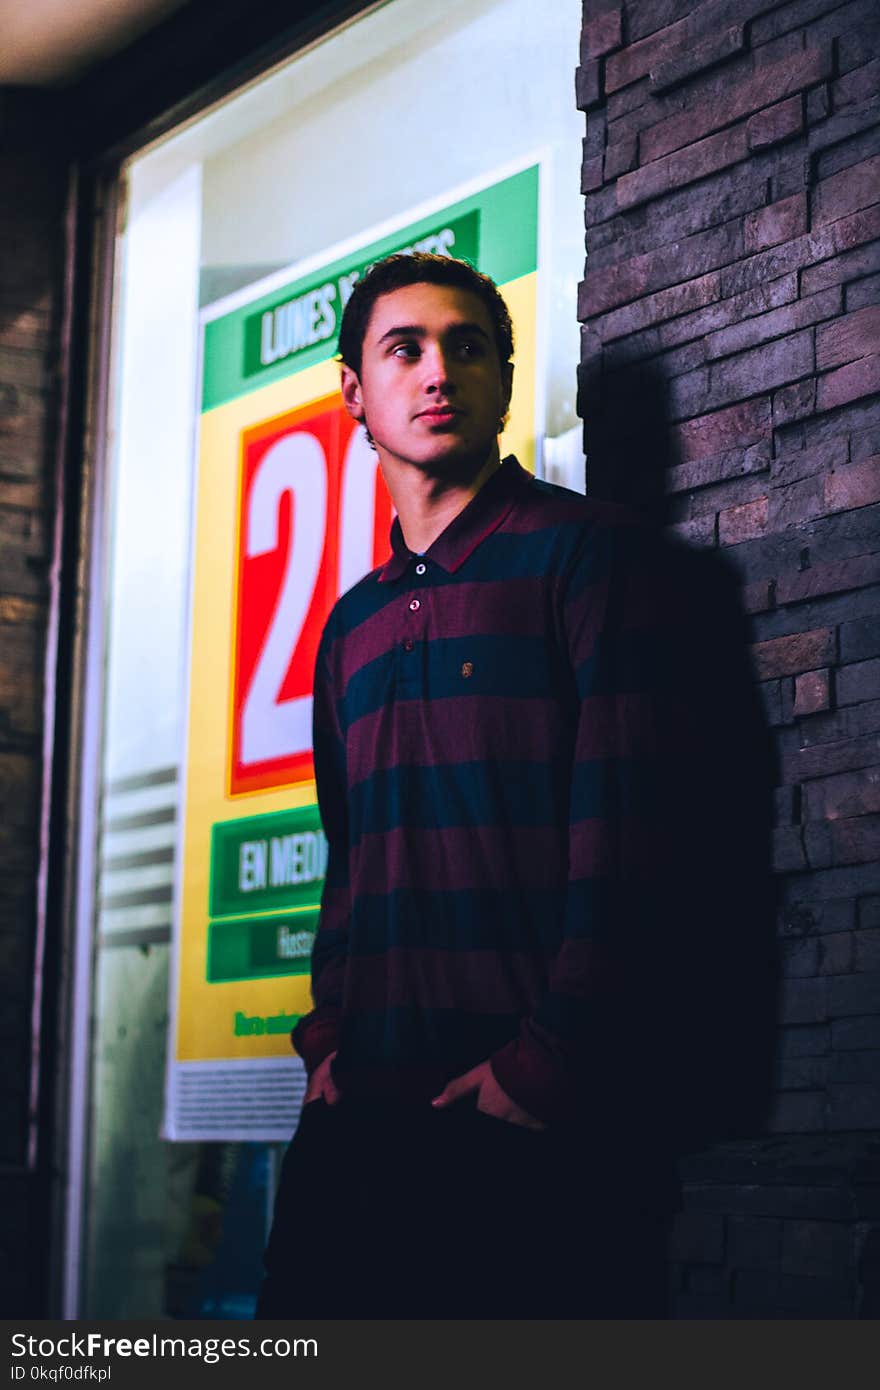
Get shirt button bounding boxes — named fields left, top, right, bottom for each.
left=409, top=598, right=420, bottom=612
left=403, top=639, right=414, bottom=652
left=415, top=562, right=426, bottom=575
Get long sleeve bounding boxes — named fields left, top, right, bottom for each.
left=490, top=520, right=664, bottom=1125
left=290, top=634, right=351, bottom=1076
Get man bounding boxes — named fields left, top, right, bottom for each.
left=257, top=253, right=679, bottom=1319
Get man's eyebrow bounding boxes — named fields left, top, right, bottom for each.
left=376, top=321, right=492, bottom=344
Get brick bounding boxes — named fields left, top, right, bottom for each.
left=588, top=171, right=769, bottom=271
left=668, top=513, right=717, bottom=546
left=777, top=1057, right=829, bottom=1091
left=799, top=701, right=880, bottom=748
left=782, top=933, right=821, bottom=977
left=641, top=47, right=828, bottom=164
left=683, top=470, right=767, bottom=518
left=753, top=628, right=836, bottom=680
left=782, top=899, right=857, bottom=935
left=579, top=219, right=743, bottom=318
left=775, top=554, right=880, bottom=606
left=581, top=7, right=622, bottom=60
left=676, top=396, right=771, bottom=464
left=813, top=155, right=880, bottom=228
left=747, top=95, right=804, bottom=153
left=721, top=203, right=880, bottom=299
left=837, top=22, right=880, bottom=75
left=829, top=971, right=880, bottom=1017
left=816, top=124, right=880, bottom=184
left=804, top=767, right=880, bottom=821
left=830, top=816, right=880, bottom=866
left=786, top=733, right=880, bottom=782
left=767, top=1091, right=827, bottom=1132
left=830, top=1049, right=880, bottom=1083
left=806, top=83, right=831, bottom=125
left=719, top=496, right=768, bottom=546
left=802, top=242, right=880, bottom=297
left=588, top=272, right=720, bottom=342
left=828, top=1083, right=880, bottom=1128
left=606, top=75, right=650, bottom=125
left=861, top=898, right=880, bottom=929
left=650, top=25, right=746, bottom=95
left=706, top=287, right=839, bottom=362
left=847, top=273, right=880, bottom=312
left=773, top=378, right=817, bottom=428
left=781, top=976, right=829, bottom=1024
left=605, top=14, right=691, bottom=93
left=833, top=58, right=880, bottom=110
left=817, top=306, right=880, bottom=371
left=817, top=356, right=880, bottom=413
left=794, top=668, right=832, bottom=716
left=819, top=931, right=855, bottom=975
left=833, top=1015, right=880, bottom=1049
left=840, top=617, right=880, bottom=662
left=743, top=193, right=808, bottom=255
left=854, top=928, right=880, bottom=972
left=838, top=659, right=880, bottom=706
left=575, top=60, right=603, bottom=112
left=619, top=124, right=749, bottom=211
left=581, top=155, right=604, bottom=193
left=851, top=421, right=880, bottom=461
left=770, top=437, right=847, bottom=487
left=584, top=111, right=607, bottom=159
left=669, top=1210, right=725, bottom=1263
left=603, top=136, right=637, bottom=179
left=667, top=443, right=769, bottom=494
left=774, top=826, right=808, bottom=871
left=751, top=0, right=844, bottom=45
left=779, top=1024, right=830, bottom=1056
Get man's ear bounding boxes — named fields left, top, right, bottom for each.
left=341, top=364, right=365, bottom=422
left=499, top=361, right=514, bottom=430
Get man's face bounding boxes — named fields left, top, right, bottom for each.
left=341, top=282, right=513, bottom=477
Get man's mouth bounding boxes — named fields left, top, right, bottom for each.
left=417, top=406, right=462, bottom=425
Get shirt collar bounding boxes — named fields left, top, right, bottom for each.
left=378, top=455, right=531, bottom=583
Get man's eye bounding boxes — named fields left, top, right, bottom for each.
left=392, top=342, right=420, bottom=358
left=456, top=340, right=483, bottom=357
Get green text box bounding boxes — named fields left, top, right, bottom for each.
left=207, top=913, right=317, bottom=983
left=209, top=804, right=327, bottom=919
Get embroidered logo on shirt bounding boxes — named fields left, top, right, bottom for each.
left=461, top=661, right=474, bottom=679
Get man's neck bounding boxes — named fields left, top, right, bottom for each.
left=379, top=446, right=503, bottom=556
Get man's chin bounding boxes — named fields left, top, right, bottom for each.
left=402, top=442, right=498, bottom=483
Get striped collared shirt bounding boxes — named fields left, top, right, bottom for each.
left=293, top=455, right=666, bottom=1124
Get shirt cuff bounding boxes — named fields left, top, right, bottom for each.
left=291, top=1008, right=340, bottom=1077
left=490, top=1028, right=581, bottom=1127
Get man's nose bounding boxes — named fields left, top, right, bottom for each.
left=423, top=344, right=455, bottom=392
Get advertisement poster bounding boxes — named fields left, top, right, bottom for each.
left=164, top=161, right=541, bottom=1139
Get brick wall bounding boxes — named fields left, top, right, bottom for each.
left=578, top=0, right=879, bottom=1317
left=0, top=91, right=66, bottom=1315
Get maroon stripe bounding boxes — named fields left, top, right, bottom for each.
left=344, top=946, right=547, bottom=1014
left=346, top=695, right=571, bottom=784
left=569, top=815, right=661, bottom=875
left=351, top=824, right=567, bottom=893
left=328, top=576, right=561, bottom=692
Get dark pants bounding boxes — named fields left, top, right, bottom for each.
left=256, top=1096, right=676, bottom=1319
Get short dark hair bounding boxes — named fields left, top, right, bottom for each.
left=338, top=252, right=514, bottom=378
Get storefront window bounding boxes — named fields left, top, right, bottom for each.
left=77, top=0, right=583, bottom=1317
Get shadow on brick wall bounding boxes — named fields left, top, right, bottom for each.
left=581, top=356, right=780, bottom=1161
